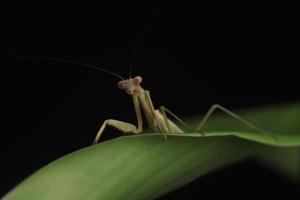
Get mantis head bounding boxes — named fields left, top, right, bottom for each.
left=117, top=76, right=143, bottom=95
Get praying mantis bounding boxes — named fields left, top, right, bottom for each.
left=16, top=13, right=274, bottom=143
left=18, top=56, right=275, bottom=143
left=92, top=68, right=275, bottom=144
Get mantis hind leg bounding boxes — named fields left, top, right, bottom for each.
left=196, top=104, right=277, bottom=141
left=93, top=119, right=141, bottom=144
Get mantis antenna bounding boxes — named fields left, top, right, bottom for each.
left=17, top=55, right=125, bottom=80
left=128, top=8, right=156, bottom=78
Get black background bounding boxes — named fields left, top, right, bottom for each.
left=2, top=2, right=299, bottom=199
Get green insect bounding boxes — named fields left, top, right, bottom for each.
left=18, top=55, right=275, bottom=143
left=92, top=66, right=274, bottom=143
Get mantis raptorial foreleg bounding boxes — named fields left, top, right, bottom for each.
left=93, top=95, right=143, bottom=144
left=93, top=119, right=141, bottom=144
left=144, top=90, right=171, bottom=134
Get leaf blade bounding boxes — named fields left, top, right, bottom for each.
left=3, top=102, right=300, bottom=200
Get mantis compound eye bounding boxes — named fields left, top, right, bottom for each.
left=134, top=76, right=142, bottom=85
left=117, top=81, right=124, bottom=89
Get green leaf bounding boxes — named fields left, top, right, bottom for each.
left=3, top=103, right=300, bottom=200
